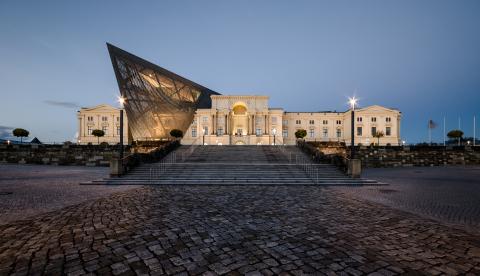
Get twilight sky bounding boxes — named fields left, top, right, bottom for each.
left=0, top=0, right=479, bottom=143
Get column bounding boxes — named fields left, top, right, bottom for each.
left=212, top=114, right=215, bottom=135
left=252, top=114, right=255, bottom=135
left=264, top=115, right=267, bottom=134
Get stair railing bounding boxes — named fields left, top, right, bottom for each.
left=150, top=152, right=177, bottom=184
left=294, top=154, right=320, bottom=184
left=181, top=137, right=201, bottom=162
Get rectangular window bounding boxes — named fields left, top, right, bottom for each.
left=282, top=129, right=288, bottom=137
left=322, top=128, right=328, bottom=138
left=336, top=120, right=342, bottom=125
left=357, top=117, right=362, bottom=122
left=203, top=126, right=208, bottom=135
left=336, top=129, right=341, bottom=138
left=256, top=128, right=262, bottom=136
left=116, top=117, right=120, bottom=122
left=371, top=127, right=377, bottom=136
left=323, top=120, right=328, bottom=125
left=309, top=120, right=314, bottom=125
left=283, top=120, right=288, bottom=125
left=217, top=128, right=223, bottom=135
left=371, top=117, right=376, bottom=122
left=102, top=116, right=108, bottom=122
left=309, top=129, right=315, bottom=138
left=386, top=127, right=391, bottom=136
left=102, top=126, right=108, bottom=135
left=357, top=127, right=363, bottom=136
left=116, top=127, right=120, bottom=136
left=202, top=116, right=208, bottom=123
left=271, top=117, right=277, bottom=124
left=386, top=117, right=391, bottom=122
left=192, top=127, right=197, bottom=137
left=87, top=116, right=94, bottom=122
left=295, top=120, right=301, bottom=125
left=88, top=126, right=93, bottom=135
left=192, top=119, right=197, bottom=125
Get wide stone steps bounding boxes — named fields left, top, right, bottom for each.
left=84, top=145, right=384, bottom=186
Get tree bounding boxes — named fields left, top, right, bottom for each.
left=372, top=131, right=384, bottom=146
left=91, top=129, right=105, bottom=144
left=295, top=129, right=307, bottom=140
left=12, top=128, right=29, bottom=143
left=447, top=129, right=463, bottom=146
left=170, top=129, right=183, bottom=139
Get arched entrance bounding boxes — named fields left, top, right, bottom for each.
left=231, top=102, right=248, bottom=136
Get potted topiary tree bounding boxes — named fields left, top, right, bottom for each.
left=170, top=129, right=184, bottom=139
left=12, top=128, right=29, bottom=143
left=373, top=130, right=384, bottom=146
left=91, top=129, right=105, bottom=145
left=295, top=129, right=307, bottom=140
left=447, top=129, right=463, bottom=146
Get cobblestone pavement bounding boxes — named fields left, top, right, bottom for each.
left=1, top=186, right=480, bottom=275
left=333, top=166, right=480, bottom=232
left=0, top=164, right=136, bottom=224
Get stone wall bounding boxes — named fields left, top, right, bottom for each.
left=0, top=144, right=129, bottom=166
left=302, top=142, right=480, bottom=168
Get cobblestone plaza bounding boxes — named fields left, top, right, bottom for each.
left=1, top=164, right=480, bottom=275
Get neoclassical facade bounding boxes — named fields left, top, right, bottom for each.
left=77, top=104, right=129, bottom=145
left=182, top=95, right=401, bottom=146
left=105, top=44, right=401, bottom=146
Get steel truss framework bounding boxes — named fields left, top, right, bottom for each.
left=107, top=43, right=219, bottom=141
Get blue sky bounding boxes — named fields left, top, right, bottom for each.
left=0, top=0, right=479, bottom=143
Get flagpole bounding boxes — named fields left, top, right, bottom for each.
left=443, top=116, right=446, bottom=147
left=458, top=117, right=461, bottom=146
left=474, top=115, right=476, bottom=147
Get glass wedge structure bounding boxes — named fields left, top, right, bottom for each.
left=107, top=43, right=219, bottom=141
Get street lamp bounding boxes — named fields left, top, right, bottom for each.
left=117, top=96, right=126, bottom=161
left=348, top=96, right=357, bottom=159
left=202, top=128, right=206, bottom=145
left=402, top=140, right=406, bottom=146
left=272, top=128, right=277, bottom=145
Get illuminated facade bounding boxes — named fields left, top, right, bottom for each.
left=106, top=44, right=401, bottom=146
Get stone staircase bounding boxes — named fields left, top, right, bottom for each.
left=85, top=145, right=384, bottom=185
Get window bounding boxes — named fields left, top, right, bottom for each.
left=309, top=120, right=315, bottom=125
left=357, top=117, right=363, bottom=122
left=192, top=127, right=197, bottom=137
left=102, top=126, right=108, bottom=135
left=282, top=129, right=288, bottom=137
left=192, top=119, right=197, bottom=125
left=203, top=126, right=208, bottom=135
left=309, top=129, right=315, bottom=138
left=87, top=116, right=94, bottom=122
left=283, top=120, right=288, bottom=125
left=371, top=117, right=377, bottom=122
left=322, top=128, right=328, bottom=138
left=323, top=120, right=328, bottom=125
left=217, top=128, right=223, bottom=135
left=202, top=116, right=208, bottom=123
left=336, top=120, right=342, bottom=125
left=271, top=117, right=278, bottom=124
left=336, top=129, right=341, bottom=138
left=357, top=127, right=363, bottom=136
left=386, top=117, right=392, bottom=122
left=116, top=126, right=120, bottom=136
left=102, top=116, right=108, bottom=122
left=386, top=127, right=391, bottom=136
left=371, top=127, right=377, bottom=136
left=256, top=128, right=262, bottom=136
left=88, top=126, right=93, bottom=135
left=295, top=120, right=301, bottom=125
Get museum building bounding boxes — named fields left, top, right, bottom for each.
left=77, top=44, right=402, bottom=146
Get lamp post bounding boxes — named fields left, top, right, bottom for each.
left=272, top=128, right=277, bottom=145
left=348, top=97, right=357, bottom=159
left=202, top=128, right=206, bottom=145
left=117, top=96, right=126, bottom=161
